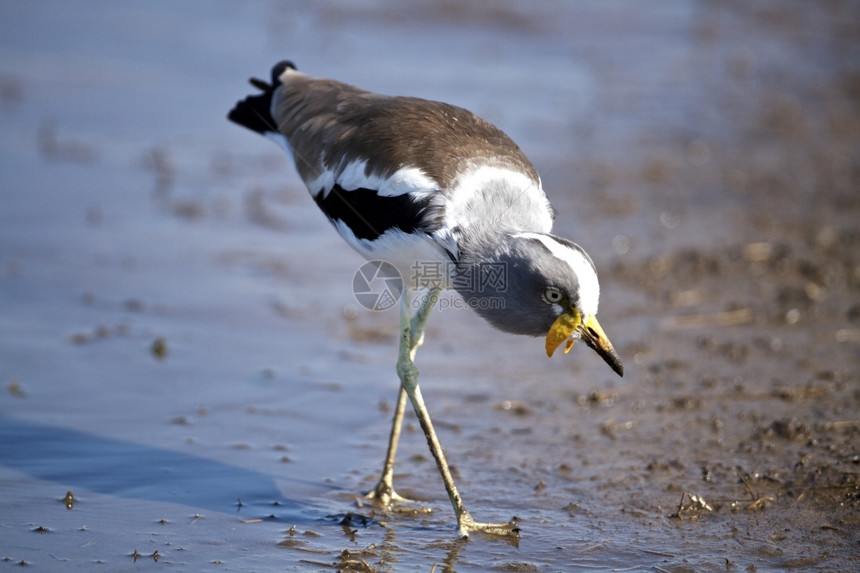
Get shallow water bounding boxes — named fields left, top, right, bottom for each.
left=2, top=1, right=858, bottom=571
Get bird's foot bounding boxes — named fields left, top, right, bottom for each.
left=364, top=480, right=412, bottom=506
left=363, top=480, right=434, bottom=519
left=457, top=510, right=520, bottom=539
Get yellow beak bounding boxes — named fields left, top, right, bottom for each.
left=545, top=311, right=624, bottom=377
left=545, top=310, right=581, bottom=357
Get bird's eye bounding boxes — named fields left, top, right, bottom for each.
left=543, top=287, right=564, bottom=304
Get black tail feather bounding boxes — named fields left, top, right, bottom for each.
left=227, top=90, right=276, bottom=135
left=249, top=77, right=270, bottom=91
left=227, top=60, right=297, bottom=135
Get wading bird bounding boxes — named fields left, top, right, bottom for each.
left=229, top=61, right=623, bottom=537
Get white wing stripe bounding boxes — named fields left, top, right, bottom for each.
left=309, top=159, right=438, bottom=197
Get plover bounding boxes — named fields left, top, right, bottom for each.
left=229, top=61, right=623, bottom=538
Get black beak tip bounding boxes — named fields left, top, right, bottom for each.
left=599, top=350, right=624, bottom=377
left=584, top=337, right=624, bottom=377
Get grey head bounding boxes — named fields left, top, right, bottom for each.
left=454, top=231, right=623, bottom=376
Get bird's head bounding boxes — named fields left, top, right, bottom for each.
left=460, top=231, right=623, bottom=377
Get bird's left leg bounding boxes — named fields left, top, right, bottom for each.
left=365, top=288, right=435, bottom=505
left=397, top=288, right=519, bottom=538
left=364, top=385, right=409, bottom=505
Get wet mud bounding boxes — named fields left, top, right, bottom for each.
left=1, top=1, right=858, bottom=571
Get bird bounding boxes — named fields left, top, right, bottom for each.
left=228, top=61, right=623, bottom=538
